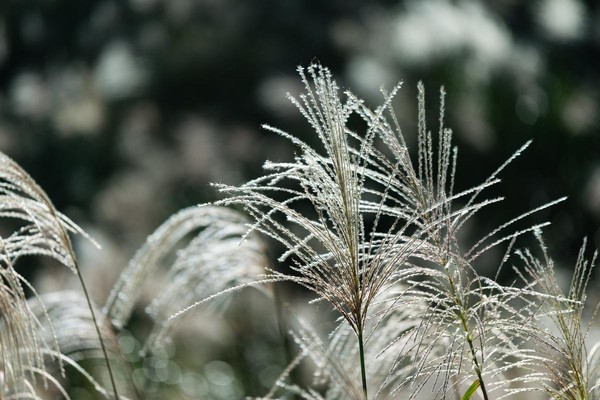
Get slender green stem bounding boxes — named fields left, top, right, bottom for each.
left=75, top=263, right=120, bottom=399
left=464, top=332, right=489, bottom=400
left=358, top=330, right=368, bottom=400
left=444, top=267, right=489, bottom=400
left=49, top=197, right=120, bottom=398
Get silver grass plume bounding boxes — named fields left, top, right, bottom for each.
left=0, top=151, right=119, bottom=399
left=516, top=233, right=600, bottom=399
left=30, top=291, right=119, bottom=361
left=210, top=64, right=568, bottom=399
left=27, top=291, right=135, bottom=399
left=0, top=252, right=54, bottom=397
left=356, top=83, right=566, bottom=399
left=0, top=152, right=93, bottom=269
left=104, top=205, right=268, bottom=354
left=212, top=64, right=446, bottom=398
left=382, top=255, right=550, bottom=400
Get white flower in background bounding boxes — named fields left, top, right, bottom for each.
left=95, top=41, right=148, bottom=100
left=9, top=72, right=49, bottom=118
left=562, top=90, right=598, bottom=135
left=392, top=0, right=511, bottom=70
left=257, top=75, right=303, bottom=117
left=536, top=0, right=586, bottom=41
left=50, top=67, right=105, bottom=136
left=346, top=56, right=395, bottom=100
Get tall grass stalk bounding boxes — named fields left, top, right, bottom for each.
left=74, top=261, right=120, bottom=398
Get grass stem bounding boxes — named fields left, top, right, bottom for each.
left=465, top=333, right=489, bottom=400
left=358, top=330, right=368, bottom=400
left=75, top=263, right=119, bottom=399
left=445, top=266, right=489, bottom=400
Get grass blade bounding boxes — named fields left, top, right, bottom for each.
left=461, top=379, right=481, bottom=400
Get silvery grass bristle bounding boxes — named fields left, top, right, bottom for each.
left=104, top=205, right=270, bottom=355
left=515, top=233, right=600, bottom=399
left=258, top=287, right=428, bottom=400
left=211, top=64, right=440, bottom=398
left=0, top=152, right=96, bottom=269
left=0, top=152, right=119, bottom=398
left=27, top=291, right=135, bottom=399
left=188, top=63, right=575, bottom=399
left=0, top=252, right=55, bottom=396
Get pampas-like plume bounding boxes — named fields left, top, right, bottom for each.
left=210, top=64, right=568, bottom=399
left=214, top=65, right=438, bottom=397
left=0, top=152, right=93, bottom=269
left=27, top=291, right=135, bottom=399
left=0, top=152, right=119, bottom=398
left=104, top=205, right=268, bottom=354
left=29, top=291, right=121, bottom=363
left=517, top=234, right=600, bottom=399
left=0, top=251, right=53, bottom=397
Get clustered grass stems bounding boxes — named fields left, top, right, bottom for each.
left=0, top=153, right=119, bottom=398
left=214, top=65, right=438, bottom=399
left=208, top=64, right=574, bottom=399
left=0, top=251, right=52, bottom=394
left=0, top=162, right=271, bottom=398
left=517, top=233, right=600, bottom=399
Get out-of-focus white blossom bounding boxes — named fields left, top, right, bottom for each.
left=258, top=75, right=303, bottom=117
left=536, top=0, right=586, bottom=41
left=562, top=90, right=598, bottom=135
left=95, top=41, right=148, bottom=100
left=9, top=72, right=49, bottom=118
left=346, top=56, right=395, bottom=100
left=392, top=1, right=511, bottom=72
left=51, top=68, right=105, bottom=136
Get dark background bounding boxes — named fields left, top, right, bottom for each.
left=1, top=0, right=599, bottom=398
